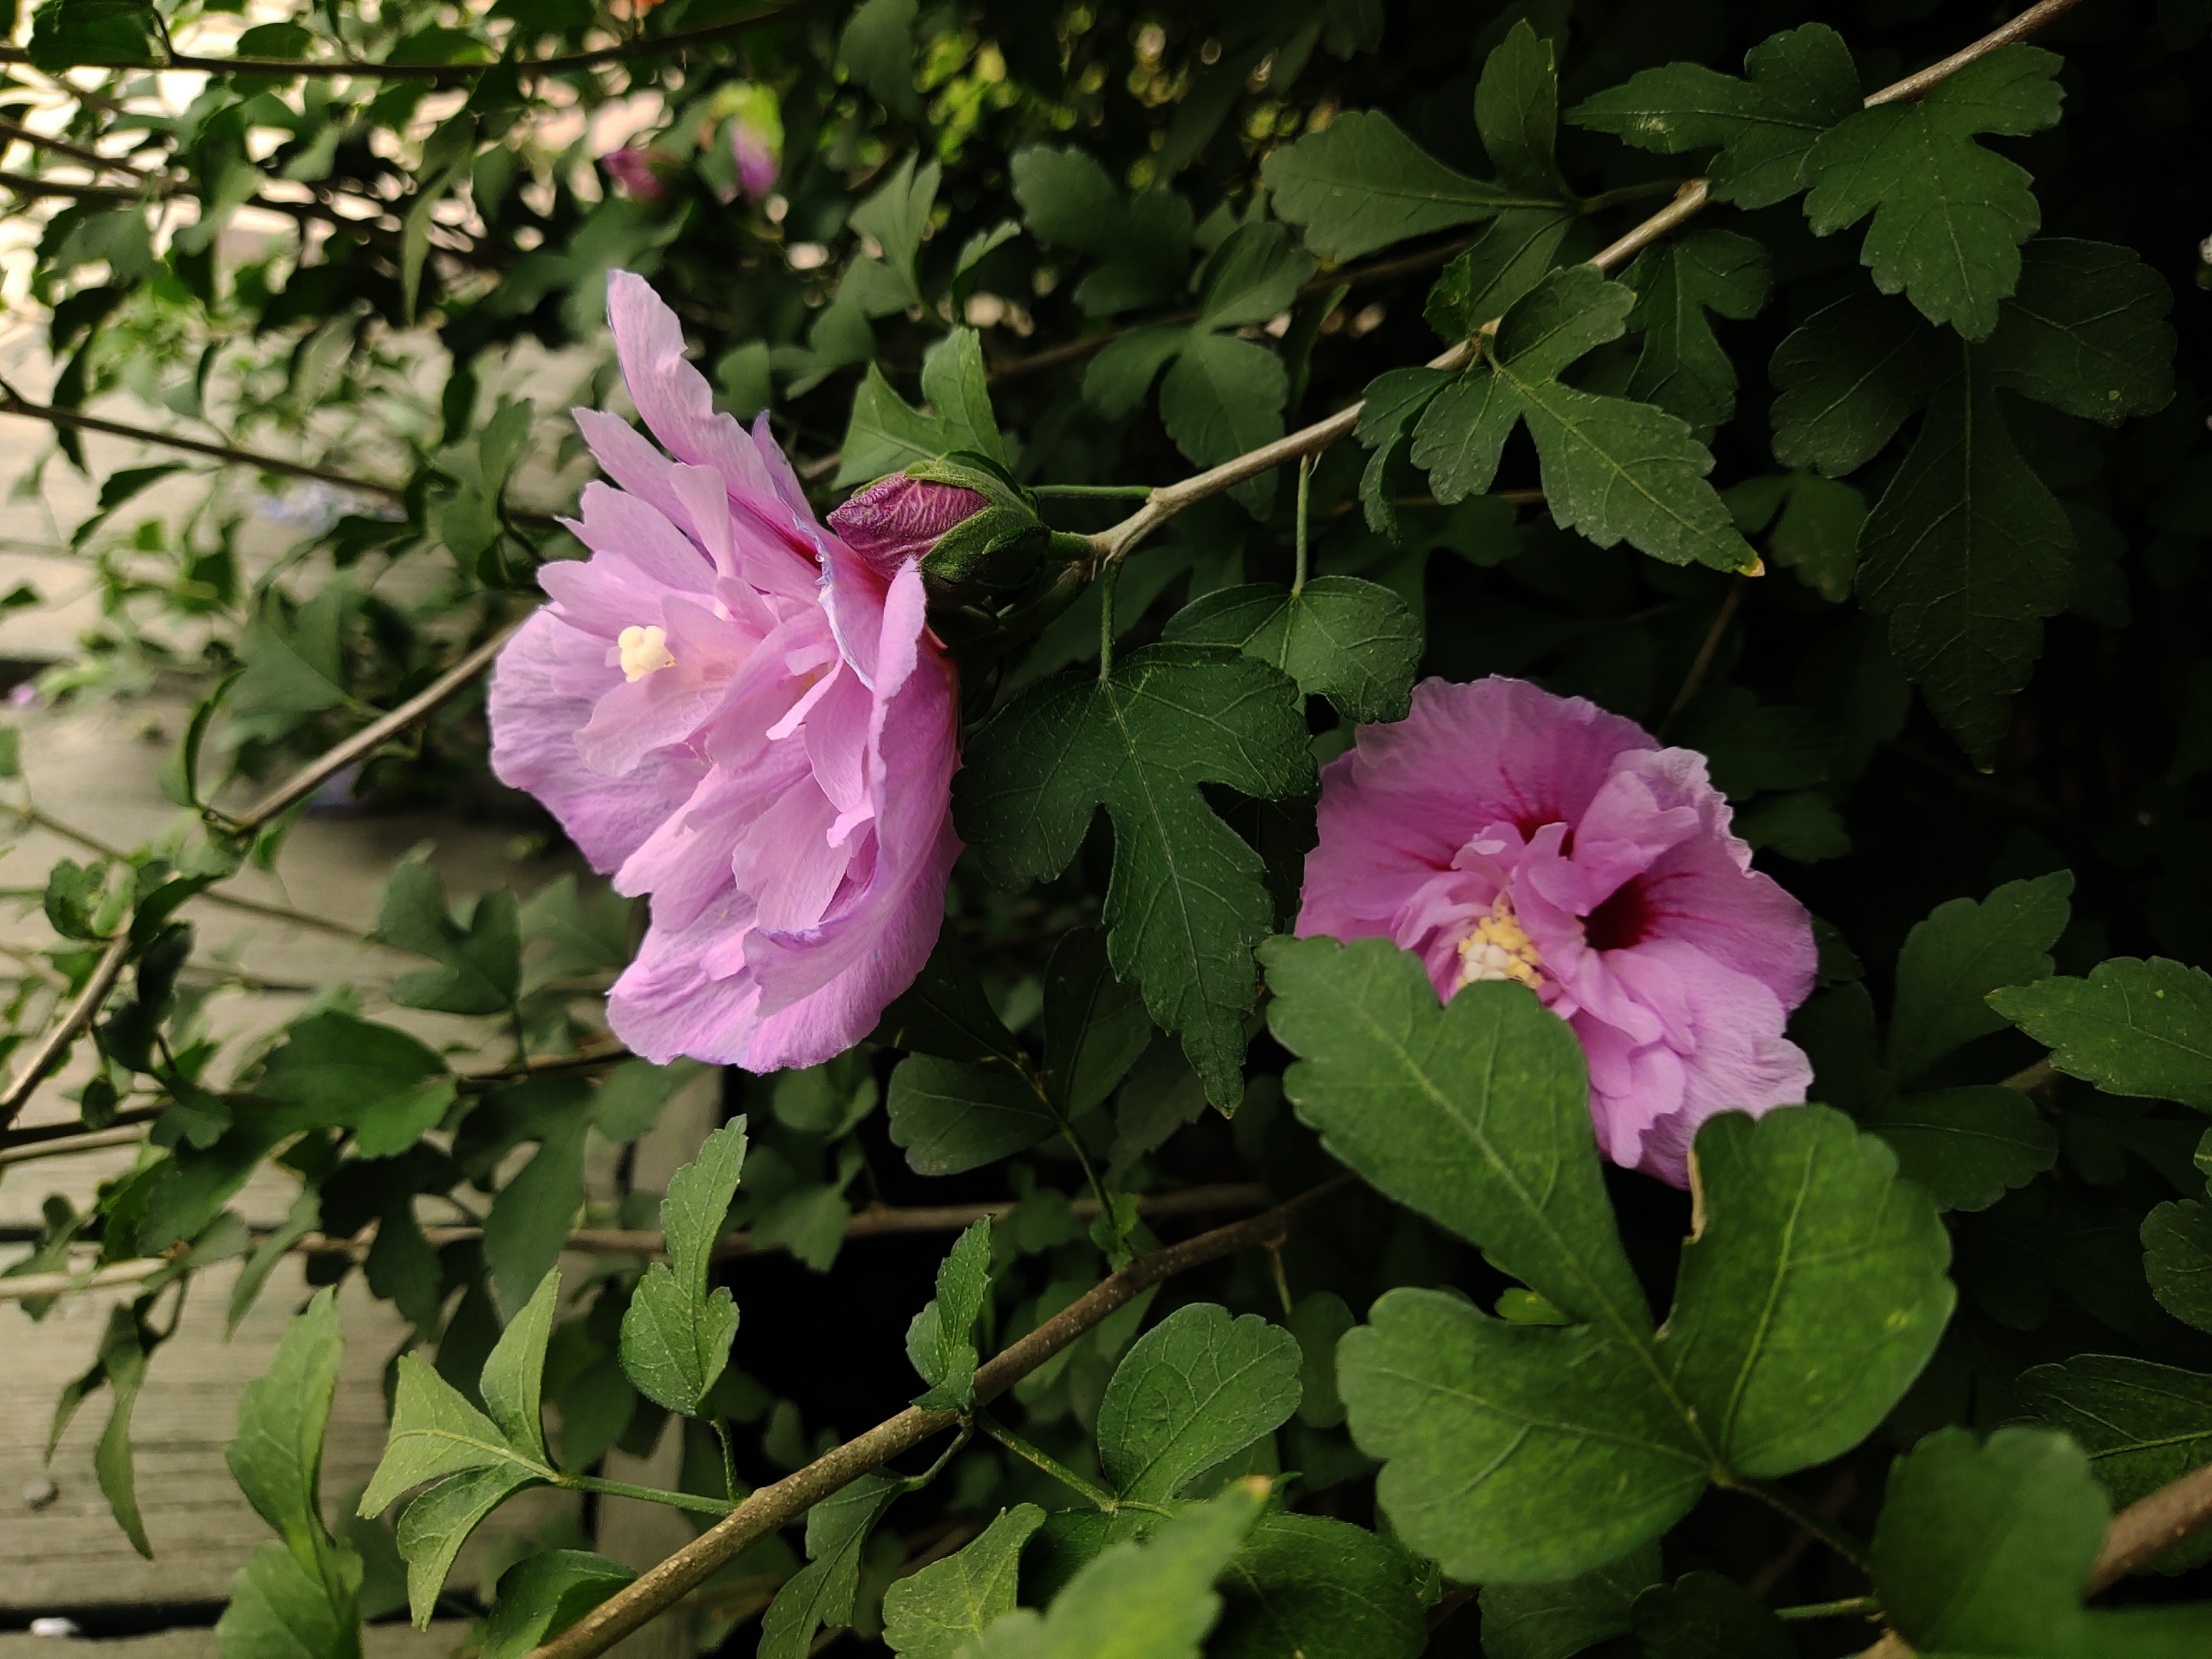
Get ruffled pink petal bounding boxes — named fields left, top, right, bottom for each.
left=490, top=609, right=703, bottom=873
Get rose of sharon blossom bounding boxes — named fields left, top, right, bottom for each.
left=1296, top=676, right=1816, bottom=1186
left=828, top=473, right=991, bottom=580
left=490, top=271, right=961, bottom=1071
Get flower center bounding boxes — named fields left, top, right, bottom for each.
left=618, top=624, right=676, bottom=682
left=1455, top=893, right=1545, bottom=992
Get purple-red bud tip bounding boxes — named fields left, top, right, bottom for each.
left=829, top=475, right=992, bottom=578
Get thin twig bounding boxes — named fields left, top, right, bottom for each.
left=0, top=121, right=154, bottom=180
left=0, top=379, right=409, bottom=502
left=0, top=933, right=130, bottom=1133
left=524, top=1175, right=1356, bottom=1659
left=3, top=801, right=376, bottom=943
left=225, top=621, right=524, bottom=832
left=0, top=1103, right=162, bottom=1153
left=0, top=1121, right=143, bottom=1166
left=1663, top=573, right=1750, bottom=729
left=0, top=8, right=806, bottom=82
left=1863, top=0, right=2087, bottom=105
left=2089, top=1462, right=2212, bottom=1591
left=0, top=1257, right=168, bottom=1300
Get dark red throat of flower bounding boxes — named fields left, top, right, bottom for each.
left=1584, top=879, right=1654, bottom=953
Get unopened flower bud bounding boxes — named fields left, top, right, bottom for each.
left=829, top=473, right=991, bottom=579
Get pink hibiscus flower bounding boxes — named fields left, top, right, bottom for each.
left=1296, top=676, right=1816, bottom=1186
left=490, top=271, right=962, bottom=1071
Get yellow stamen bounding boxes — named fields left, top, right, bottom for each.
left=618, top=624, right=676, bottom=682
left=1455, top=894, right=1544, bottom=992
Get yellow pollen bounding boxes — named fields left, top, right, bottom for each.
left=1455, top=894, right=1544, bottom=992
left=618, top=624, right=676, bottom=682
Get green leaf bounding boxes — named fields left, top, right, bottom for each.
left=1421, top=210, right=1575, bottom=343
left=918, top=329, right=1007, bottom=465
left=1041, top=926, right=1156, bottom=1118
left=1159, top=332, right=1289, bottom=518
left=29, top=0, right=159, bottom=73
left=395, top=1464, right=543, bottom=1628
left=1623, top=229, right=1772, bottom=435
left=1672, top=687, right=1830, bottom=800
left=1871, top=1426, right=2212, bottom=1657
left=357, top=1355, right=552, bottom=1518
left=887, top=1053, right=1058, bottom=1174
left=217, top=1290, right=363, bottom=1659
left=966, top=1485, right=1264, bottom=1659
left=1984, top=240, right=2177, bottom=423
left=837, top=0, right=920, bottom=117
left=1631, top=1573, right=1792, bottom=1659
left=1501, top=378, right=1757, bottom=574
left=1889, top=872, right=2072, bottom=1084
left=1194, top=223, right=1316, bottom=330
left=1860, top=1087, right=2058, bottom=1213
left=1263, top=935, right=1952, bottom=1582
left=759, top=1473, right=906, bottom=1659
left=2016, top=1355, right=2212, bottom=1572
left=1407, top=366, right=1527, bottom=504
left=906, top=1217, right=995, bottom=1409
left=227, top=1288, right=346, bottom=1561
left=216, top=1539, right=365, bottom=1659
left=1856, top=350, right=2076, bottom=762
left=85, top=1305, right=152, bottom=1558
left=1260, top=111, right=1543, bottom=262
left=2142, top=1200, right=2212, bottom=1333
left=1475, top=22, right=1568, bottom=197
left=882, top=1505, right=1045, bottom=1659
left=379, top=861, right=521, bottom=1015
left=1164, top=576, right=1422, bottom=724
left=1989, top=959, right=2212, bottom=1110
left=1084, top=325, right=1192, bottom=421
left=1011, top=147, right=1192, bottom=317
left=484, top=1114, right=588, bottom=1321
left=1406, top=266, right=1756, bottom=571
left=1210, top=1512, right=1428, bottom=1659
left=482, top=1268, right=561, bottom=1467
left=1570, top=23, right=1859, bottom=208
left=1478, top=1541, right=1661, bottom=1659
left=479, top=1551, right=637, bottom=1659
left=1096, top=1303, right=1303, bottom=1502
left=955, top=645, right=1316, bottom=1106
left=619, top=1118, right=748, bottom=1415
left=257, top=1013, right=455, bottom=1158
left=1802, top=45, right=2065, bottom=339
left=1763, top=471, right=1865, bottom=601
left=1767, top=287, right=1937, bottom=477
left=875, top=928, right=1028, bottom=1068
left=230, top=588, right=350, bottom=727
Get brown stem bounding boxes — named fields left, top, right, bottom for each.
left=524, top=1176, right=1356, bottom=1659
left=0, top=121, right=154, bottom=180
left=1863, top=0, right=2087, bottom=106
left=1662, top=573, right=1751, bottom=730
left=0, top=8, right=806, bottom=82
left=0, top=378, right=410, bottom=502
left=224, top=621, right=525, bottom=833
left=0, top=933, right=131, bottom=1133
